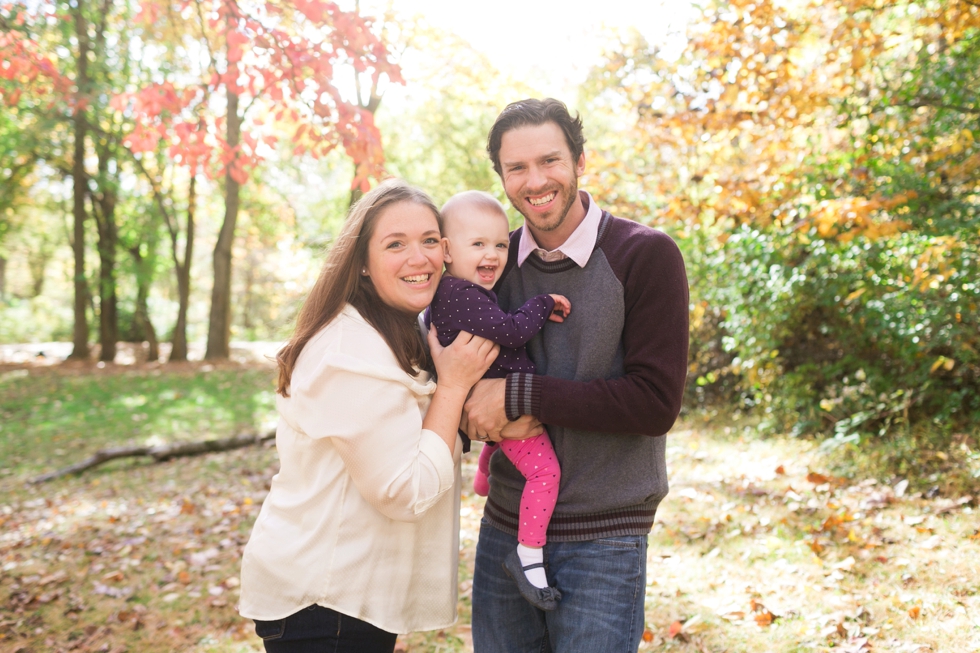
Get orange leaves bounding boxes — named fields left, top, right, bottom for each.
left=805, top=193, right=915, bottom=242
left=807, top=471, right=830, bottom=484
left=751, top=598, right=776, bottom=626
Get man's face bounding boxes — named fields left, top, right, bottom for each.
left=498, top=122, right=586, bottom=235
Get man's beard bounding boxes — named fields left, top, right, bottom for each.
left=510, top=175, right=579, bottom=234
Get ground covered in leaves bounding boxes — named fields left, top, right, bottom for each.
left=1, top=364, right=978, bottom=652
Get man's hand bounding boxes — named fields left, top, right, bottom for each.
left=461, top=378, right=543, bottom=442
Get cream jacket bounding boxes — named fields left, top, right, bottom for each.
left=239, top=304, right=462, bottom=633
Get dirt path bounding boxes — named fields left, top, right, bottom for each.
left=1, top=422, right=977, bottom=652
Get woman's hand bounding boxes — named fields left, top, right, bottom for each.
left=428, top=325, right=499, bottom=392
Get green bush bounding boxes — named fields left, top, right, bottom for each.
left=687, top=225, right=980, bottom=442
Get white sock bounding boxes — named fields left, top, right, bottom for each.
left=516, top=544, right=548, bottom=589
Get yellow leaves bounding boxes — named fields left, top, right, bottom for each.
left=930, top=356, right=956, bottom=373
left=928, top=128, right=978, bottom=172
left=911, top=236, right=962, bottom=291
left=851, top=48, right=866, bottom=72
left=805, top=192, right=916, bottom=242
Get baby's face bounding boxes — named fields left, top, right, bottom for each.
left=443, top=208, right=510, bottom=290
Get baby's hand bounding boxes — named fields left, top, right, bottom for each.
left=548, top=294, right=571, bottom=323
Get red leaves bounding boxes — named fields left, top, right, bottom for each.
left=293, top=0, right=328, bottom=24
left=0, top=31, right=71, bottom=106
left=226, top=29, right=249, bottom=64
left=136, top=0, right=161, bottom=26
left=227, top=160, right=249, bottom=185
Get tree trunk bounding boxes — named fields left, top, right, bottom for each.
left=205, top=89, right=241, bottom=361
left=347, top=81, right=383, bottom=209
left=349, top=160, right=364, bottom=208
left=68, top=5, right=90, bottom=361
left=127, top=240, right=159, bottom=363
left=94, top=204, right=118, bottom=362
left=170, top=172, right=195, bottom=362
left=27, top=249, right=49, bottom=298
left=0, top=255, right=6, bottom=300
left=133, top=279, right=158, bottom=362
left=92, top=132, right=119, bottom=363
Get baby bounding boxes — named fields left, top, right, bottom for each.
left=426, top=190, right=570, bottom=611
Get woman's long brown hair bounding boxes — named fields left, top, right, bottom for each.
left=276, top=179, right=442, bottom=396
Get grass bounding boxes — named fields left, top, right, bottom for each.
left=0, top=365, right=278, bottom=478
left=1, top=365, right=978, bottom=652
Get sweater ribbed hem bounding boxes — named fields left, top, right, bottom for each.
left=504, top=373, right=541, bottom=421
left=483, top=496, right=657, bottom=542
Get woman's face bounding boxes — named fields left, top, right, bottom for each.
left=363, top=201, right=444, bottom=314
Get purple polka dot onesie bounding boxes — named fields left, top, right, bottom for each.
left=426, top=275, right=561, bottom=548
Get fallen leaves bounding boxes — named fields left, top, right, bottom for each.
left=0, top=447, right=276, bottom=652
left=648, top=429, right=980, bottom=652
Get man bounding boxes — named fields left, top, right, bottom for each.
left=462, top=98, right=689, bottom=652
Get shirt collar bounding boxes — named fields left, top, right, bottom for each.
left=516, top=190, right=601, bottom=268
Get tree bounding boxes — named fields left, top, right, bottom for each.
left=117, top=0, right=402, bottom=360
left=2, top=0, right=123, bottom=361
left=379, top=24, right=535, bottom=210
left=582, top=0, right=980, bottom=436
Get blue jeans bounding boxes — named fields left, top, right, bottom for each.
left=254, top=604, right=397, bottom=653
left=472, top=519, right=647, bottom=653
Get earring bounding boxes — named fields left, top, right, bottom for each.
left=361, top=268, right=367, bottom=275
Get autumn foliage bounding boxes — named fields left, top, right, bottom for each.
left=585, top=0, right=980, bottom=438
left=111, top=0, right=401, bottom=187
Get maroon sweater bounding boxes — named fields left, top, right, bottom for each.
left=484, top=208, right=689, bottom=541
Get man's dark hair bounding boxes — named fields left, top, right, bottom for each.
left=487, top=98, right=586, bottom=176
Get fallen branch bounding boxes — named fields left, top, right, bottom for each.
left=30, top=430, right=276, bottom=484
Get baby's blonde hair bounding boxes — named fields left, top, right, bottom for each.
left=441, top=191, right=508, bottom=232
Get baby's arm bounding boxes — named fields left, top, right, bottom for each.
left=446, top=284, right=557, bottom=349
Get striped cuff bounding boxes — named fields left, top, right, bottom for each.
left=505, top=373, right=541, bottom=421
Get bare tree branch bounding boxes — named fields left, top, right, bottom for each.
left=30, top=430, right=276, bottom=484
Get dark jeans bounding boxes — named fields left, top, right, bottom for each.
left=472, top=519, right=647, bottom=653
left=254, top=604, right=398, bottom=653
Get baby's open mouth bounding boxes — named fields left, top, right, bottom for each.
left=477, top=266, right=497, bottom=282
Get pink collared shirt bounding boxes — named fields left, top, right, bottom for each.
left=516, top=190, right=602, bottom=268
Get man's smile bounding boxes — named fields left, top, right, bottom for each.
left=528, top=191, right=557, bottom=207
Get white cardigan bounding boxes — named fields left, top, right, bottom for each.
left=239, top=304, right=462, bottom=633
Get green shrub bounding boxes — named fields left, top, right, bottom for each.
left=687, top=225, right=980, bottom=442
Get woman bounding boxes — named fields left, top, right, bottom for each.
left=239, top=179, right=498, bottom=652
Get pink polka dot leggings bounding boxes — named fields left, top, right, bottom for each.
left=475, top=431, right=560, bottom=548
